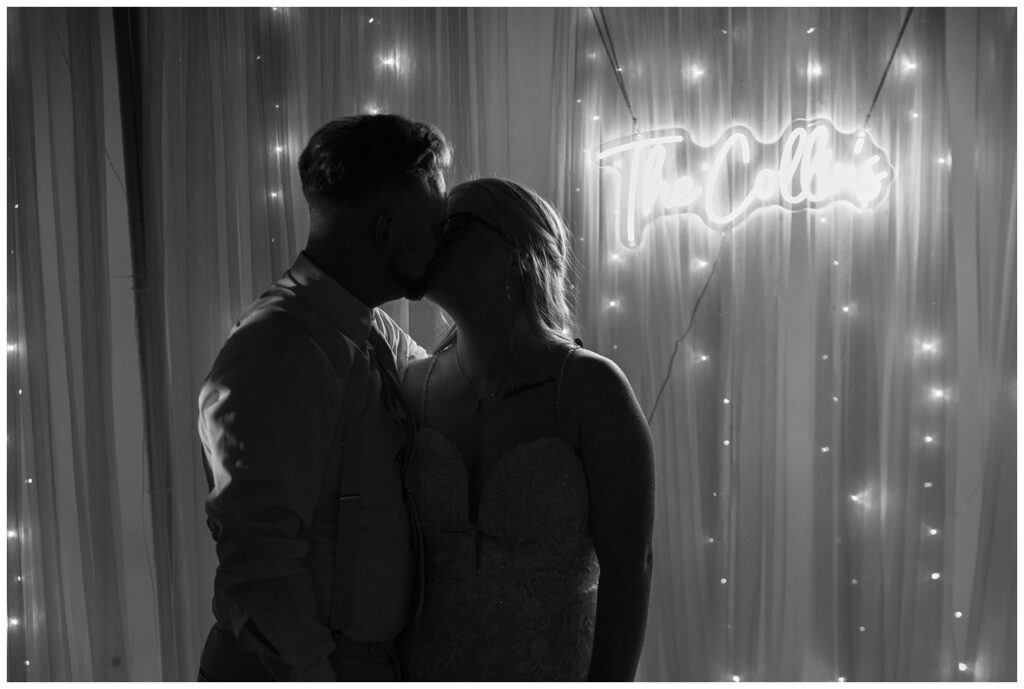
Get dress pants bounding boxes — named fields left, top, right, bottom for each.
left=197, top=623, right=401, bottom=681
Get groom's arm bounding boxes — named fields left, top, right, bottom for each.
left=198, top=321, right=341, bottom=681
left=372, top=308, right=431, bottom=380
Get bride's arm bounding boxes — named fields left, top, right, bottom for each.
left=571, top=351, right=655, bottom=681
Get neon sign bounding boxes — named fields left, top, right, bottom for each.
left=596, top=119, right=894, bottom=248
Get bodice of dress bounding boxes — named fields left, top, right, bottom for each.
left=398, top=426, right=599, bottom=681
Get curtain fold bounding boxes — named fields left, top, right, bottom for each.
left=6, top=7, right=1015, bottom=681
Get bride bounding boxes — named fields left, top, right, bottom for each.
left=398, top=178, right=654, bottom=680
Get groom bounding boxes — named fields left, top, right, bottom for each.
left=197, top=114, right=450, bottom=681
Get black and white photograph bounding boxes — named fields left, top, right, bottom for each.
left=5, top=2, right=1017, bottom=682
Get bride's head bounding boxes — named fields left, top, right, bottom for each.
left=428, top=178, right=577, bottom=346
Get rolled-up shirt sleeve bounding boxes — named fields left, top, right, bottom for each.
left=372, top=310, right=429, bottom=377
left=197, top=319, right=341, bottom=680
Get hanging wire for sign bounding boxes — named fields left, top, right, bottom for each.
left=589, top=7, right=639, bottom=134
left=863, top=8, right=915, bottom=130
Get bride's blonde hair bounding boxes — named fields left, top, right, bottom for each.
left=434, top=178, right=579, bottom=352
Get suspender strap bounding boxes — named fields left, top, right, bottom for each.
left=329, top=414, right=361, bottom=631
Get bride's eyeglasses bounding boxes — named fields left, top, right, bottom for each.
left=440, top=212, right=512, bottom=245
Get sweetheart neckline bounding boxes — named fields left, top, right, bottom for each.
left=415, top=427, right=580, bottom=509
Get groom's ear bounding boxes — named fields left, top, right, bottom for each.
left=374, top=213, right=397, bottom=251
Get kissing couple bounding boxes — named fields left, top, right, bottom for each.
left=196, top=113, right=654, bottom=681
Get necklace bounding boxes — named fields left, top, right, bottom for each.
left=453, top=344, right=518, bottom=413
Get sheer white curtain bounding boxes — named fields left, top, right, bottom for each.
left=568, top=6, right=1014, bottom=681
left=6, top=6, right=1014, bottom=682
left=7, top=8, right=157, bottom=681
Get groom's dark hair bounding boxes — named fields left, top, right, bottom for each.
left=298, top=113, right=451, bottom=214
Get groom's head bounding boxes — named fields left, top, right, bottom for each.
left=299, top=114, right=452, bottom=302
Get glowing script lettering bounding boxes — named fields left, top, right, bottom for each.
left=596, top=119, right=894, bottom=248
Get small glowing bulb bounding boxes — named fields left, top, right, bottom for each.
left=9, top=618, right=18, bottom=626
left=851, top=579, right=859, bottom=585
left=274, top=104, right=280, bottom=109
left=958, top=663, right=968, bottom=672
left=924, top=482, right=933, bottom=488
left=7, top=343, right=17, bottom=352
left=24, top=479, right=32, bottom=485
left=808, top=63, right=823, bottom=77
left=14, top=203, right=19, bottom=209
left=821, top=446, right=830, bottom=453
left=696, top=259, right=708, bottom=268
left=611, top=252, right=621, bottom=261
left=842, top=305, right=851, bottom=313
left=383, top=58, right=395, bottom=66
left=821, top=217, right=828, bottom=223
left=7, top=530, right=16, bottom=538
left=931, top=388, right=946, bottom=399
left=721, top=29, right=728, bottom=35
left=929, top=528, right=939, bottom=535
left=837, top=678, right=845, bottom=683
left=903, top=59, right=917, bottom=71
left=592, top=115, right=600, bottom=121
left=955, top=611, right=963, bottom=618
left=608, top=300, right=618, bottom=308
left=937, top=157, right=946, bottom=164
left=700, top=355, right=709, bottom=362
left=18, top=389, right=23, bottom=395
left=24, top=660, right=29, bottom=666
left=576, top=99, right=582, bottom=104
left=723, top=440, right=730, bottom=446
left=833, top=260, right=840, bottom=266
left=275, top=146, right=283, bottom=153
left=270, top=192, right=278, bottom=199
left=368, top=17, right=374, bottom=23
left=924, top=435, right=934, bottom=443
left=922, top=341, right=937, bottom=352
left=859, top=626, right=866, bottom=632
left=931, top=572, right=941, bottom=580
left=691, top=66, right=705, bottom=78
left=806, top=27, right=816, bottom=34
left=721, top=578, right=728, bottom=585
left=16, top=576, right=22, bottom=582
left=723, top=398, right=730, bottom=405
left=911, top=111, right=920, bottom=119
left=822, top=354, right=829, bottom=360
left=707, top=537, right=715, bottom=544
left=833, top=396, right=839, bottom=402
left=850, top=495, right=860, bottom=502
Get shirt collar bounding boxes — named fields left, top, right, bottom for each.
left=284, top=251, right=373, bottom=346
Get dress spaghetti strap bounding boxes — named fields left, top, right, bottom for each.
left=420, top=355, right=441, bottom=427
left=555, top=344, right=581, bottom=440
